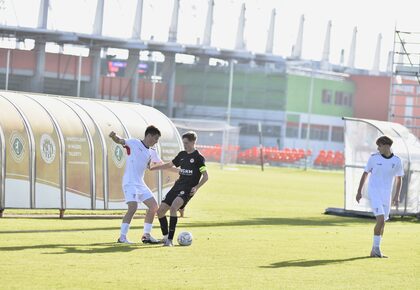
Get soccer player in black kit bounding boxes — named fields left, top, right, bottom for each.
left=150, top=131, right=209, bottom=247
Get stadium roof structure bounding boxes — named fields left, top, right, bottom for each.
left=0, top=25, right=285, bottom=64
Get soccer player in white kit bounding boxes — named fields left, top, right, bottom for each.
left=356, top=136, right=404, bottom=258
left=109, top=125, right=163, bottom=244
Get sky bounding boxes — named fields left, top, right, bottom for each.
left=1, top=0, right=420, bottom=71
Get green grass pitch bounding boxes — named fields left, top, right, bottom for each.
left=0, top=164, right=419, bottom=289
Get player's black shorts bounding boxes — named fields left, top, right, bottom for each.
left=162, top=187, right=193, bottom=209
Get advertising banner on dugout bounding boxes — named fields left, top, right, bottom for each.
left=5, top=94, right=62, bottom=208
left=0, top=91, right=183, bottom=210
left=0, top=94, right=30, bottom=208
left=40, top=97, right=91, bottom=209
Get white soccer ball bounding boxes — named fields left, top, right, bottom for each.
left=177, top=231, right=193, bottom=246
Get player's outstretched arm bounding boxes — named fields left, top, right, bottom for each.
left=109, top=131, right=125, bottom=146
left=392, top=176, right=403, bottom=206
left=190, top=171, right=209, bottom=195
left=150, top=161, right=175, bottom=171
left=356, top=171, right=368, bottom=203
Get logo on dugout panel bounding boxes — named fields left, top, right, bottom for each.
left=40, top=134, right=56, bottom=164
left=112, top=143, right=125, bottom=168
left=10, top=132, right=25, bottom=163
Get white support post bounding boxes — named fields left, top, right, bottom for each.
left=220, top=59, right=235, bottom=169
left=304, top=65, right=315, bottom=170
left=77, top=54, right=82, bottom=97
left=151, top=57, right=157, bottom=107
left=5, top=49, right=10, bottom=90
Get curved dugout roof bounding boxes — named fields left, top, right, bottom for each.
left=0, top=91, right=182, bottom=210
left=343, top=117, right=420, bottom=215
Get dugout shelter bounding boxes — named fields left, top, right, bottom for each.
left=327, top=117, right=420, bottom=217
left=0, top=91, right=182, bottom=215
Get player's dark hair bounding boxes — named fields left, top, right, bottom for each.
left=145, top=125, right=161, bottom=137
left=182, top=131, right=197, bottom=142
left=376, top=136, right=393, bottom=146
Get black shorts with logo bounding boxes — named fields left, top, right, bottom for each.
left=162, top=187, right=193, bottom=209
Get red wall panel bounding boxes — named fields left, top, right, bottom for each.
left=350, top=75, right=391, bottom=121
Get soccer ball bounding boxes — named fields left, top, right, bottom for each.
left=177, top=231, right=193, bottom=246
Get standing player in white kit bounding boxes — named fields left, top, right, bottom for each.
left=109, top=125, right=162, bottom=244
left=356, top=136, right=404, bottom=258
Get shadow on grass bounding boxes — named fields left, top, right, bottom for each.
left=0, top=215, right=142, bottom=220
left=0, top=216, right=373, bottom=235
left=0, top=242, right=161, bottom=254
left=0, top=226, right=124, bottom=234
left=260, top=256, right=370, bottom=268
left=390, top=216, right=420, bottom=223
left=186, top=217, right=372, bottom=228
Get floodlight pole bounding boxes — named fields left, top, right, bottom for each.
left=5, top=49, right=10, bottom=90
left=220, top=59, right=235, bottom=169
left=227, top=59, right=234, bottom=126
left=77, top=54, right=82, bottom=97
left=151, top=54, right=157, bottom=107
left=304, top=64, right=315, bottom=171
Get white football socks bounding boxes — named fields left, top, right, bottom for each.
left=373, top=235, right=381, bottom=249
left=120, top=223, right=130, bottom=238
left=143, top=223, right=153, bottom=235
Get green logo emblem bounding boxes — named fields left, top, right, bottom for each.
left=10, top=132, right=25, bottom=163
left=111, top=143, right=125, bottom=168
left=115, top=146, right=123, bottom=162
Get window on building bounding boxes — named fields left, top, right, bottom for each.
left=239, top=123, right=259, bottom=135
left=342, top=92, right=353, bottom=107
left=334, top=91, right=353, bottom=107
left=286, top=122, right=299, bottom=138
left=301, top=124, right=307, bottom=139
left=331, top=126, right=344, bottom=142
left=301, top=124, right=329, bottom=141
left=239, top=123, right=281, bottom=137
left=335, top=91, right=343, bottom=105
left=322, top=89, right=332, bottom=104
left=263, top=125, right=281, bottom=137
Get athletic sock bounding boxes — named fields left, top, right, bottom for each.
left=159, top=216, right=169, bottom=236
left=120, top=223, right=130, bottom=238
left=373, top=235, right=381, bottom=249
left=143, top=223, right=153, bottom=235
left=168, top=216, right=178, bottom=240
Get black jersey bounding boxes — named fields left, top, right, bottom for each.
left=171, top=150, right=206, bottom=190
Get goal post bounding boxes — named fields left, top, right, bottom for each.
left=171, top=118, right=240, bottom=165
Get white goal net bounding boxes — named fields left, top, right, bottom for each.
left=171, top=118, right=240, bottom=165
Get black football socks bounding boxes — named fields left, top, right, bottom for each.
left=159, top=216, right=169, bottom=236
left=168, top=216, right=178, bottom=240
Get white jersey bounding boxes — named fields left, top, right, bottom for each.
left=122, top=138, right=162, bottom=187
left=364, top=153, right=404, bottom=203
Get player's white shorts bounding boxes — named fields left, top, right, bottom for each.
left=123, top=184, right=155, bottom=204
left=369, top=198, right=390, bottom=221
